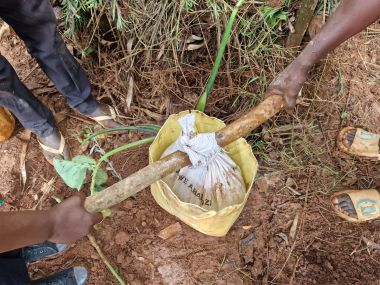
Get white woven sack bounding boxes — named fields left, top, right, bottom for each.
left=161, top=114, right=246, bottom=211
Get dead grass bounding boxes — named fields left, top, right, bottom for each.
left=60, top=0, right=380, bottom=202
left=60, top=0, right=294, bottom=125
left=254, top=24, right=380, bottom=198
left=60, top=0, right=358, bottom=197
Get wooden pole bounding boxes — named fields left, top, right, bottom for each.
left=84, top=95, right=284, bottom=213
left=287, top=0, right=319, bottom=47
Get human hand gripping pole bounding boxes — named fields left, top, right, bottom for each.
left=84, top=95, right=284, bottom=213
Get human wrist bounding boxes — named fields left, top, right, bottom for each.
left=292, top=53, right=314, bottom=72
left=45, top=208, right=58, bottom=240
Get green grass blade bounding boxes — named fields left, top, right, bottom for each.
left=81, top=125, right=160, bottom=146
left=195, top=0, right=245, bottom=112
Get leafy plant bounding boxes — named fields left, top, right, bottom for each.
left=183, top=0, right=198, bottom=12
left=53, top=155, right=107, bottom=191
left=340, top=111, right=349, bottom=119
left=54, top=125, right=160, bottom=195
left=53, top=125, right=159, bottom=280
left=195, top=0, right=245, bottom=112
left=53, top=152, right=125, bottom=284
left=89, top=137, right=155, bottom=195
left=316, top=0, right=339, bottom=16
left=260, top=6, right=288, bottom=29
left=61, top=0, right=127, bottom=39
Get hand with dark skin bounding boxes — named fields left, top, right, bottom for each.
left=0, top=194, right=102, bottom=253
left=268, top=0, right=380, bottom=219
left=268, top=0, right=380, bottom=110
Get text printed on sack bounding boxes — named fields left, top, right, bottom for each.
left=176, top=173, right=212, bottom=207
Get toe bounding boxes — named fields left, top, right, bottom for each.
left=339, top=201, right=351, bottom=208
left=332, top=197, right=340, bottom=205
left=341, top=129, right=357, bottom=149
left=333, top=193, right=358, bottom=219
left=346, top=209, right=357, bottom=218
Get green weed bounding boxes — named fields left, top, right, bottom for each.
left=61, top=0, right=127, bottom=39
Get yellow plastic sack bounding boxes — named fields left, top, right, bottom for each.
left=149, top=110, right=258, bottom=237
left=0, top=107, right=15, bottom=142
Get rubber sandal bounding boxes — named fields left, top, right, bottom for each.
left=38, top=132, right=66, bottom=165
left=337, top=127, right=380, bottom=159
left=31, top=266, right=88, bottom=285
left=332, top=189, right=380, bottom=222
left=85, top=105, right=117, bottom=128
left=21, top=241, right=68, bottom=263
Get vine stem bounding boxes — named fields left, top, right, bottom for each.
left=81, top=125, right=160, bottom=146
left=87, top=234, right=127, bottom=285
left=90, top=137, right=155, bottom=195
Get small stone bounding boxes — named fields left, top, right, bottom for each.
left=91, top=254, right=99, bottom=260
left=142, top=221, right=147, bottom=227
left=115, top=231, right=130, bottom=245
left=324, top=260, right=334, bottom=271
left=158, top=222, right=182, bottom=240
left=124, top=200, right=134, bottom=209
left=256, top=177, right=269, bottom=193
left=117, top=253, right=125, bottom=264
left=242, top=225, right=253, bottom=230
left=285, top=177, right=297, bottom=188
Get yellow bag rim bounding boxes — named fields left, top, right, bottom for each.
left=149, top=110, right=257, bottom=218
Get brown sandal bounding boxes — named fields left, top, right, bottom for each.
left=38, top=132, right=66, bottom=165
left=337, top=127, right=380, bottom=159
left=332, top=189, right=380, bottom=222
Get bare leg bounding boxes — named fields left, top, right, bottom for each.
left=268, top=0, right=380, bottom=218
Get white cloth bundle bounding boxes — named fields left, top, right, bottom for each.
left=161, top=114, right=246, bottom=211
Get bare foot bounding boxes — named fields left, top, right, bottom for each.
left=332, top=194, right=358, bottom=218
left=342, top=129, right=357, bottom=149
left=341, top=129, right=380, bottom=151
left=333, top=130, right=380, bottom=219
left=38, top=129, right=71, bottom=164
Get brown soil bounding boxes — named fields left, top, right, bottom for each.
left=1, top=19, right=380, bottom=285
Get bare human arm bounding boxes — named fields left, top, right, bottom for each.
left=268, top=0, right=380, bottom=109
left=0, top=194, right=102, bottom=253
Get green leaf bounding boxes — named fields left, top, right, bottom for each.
left=279, top=14, right=287, bottom=21
left=94, top=168, right=108, bottom=186
left=72, top=155, right=96, bottom=165
left=94, top=184, right=105, bottom=193
left=53, top=155, right=95, bottom=190
left=102, top=209, right=112, bottom=218
left=340, top=111, right=349, bottom=119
